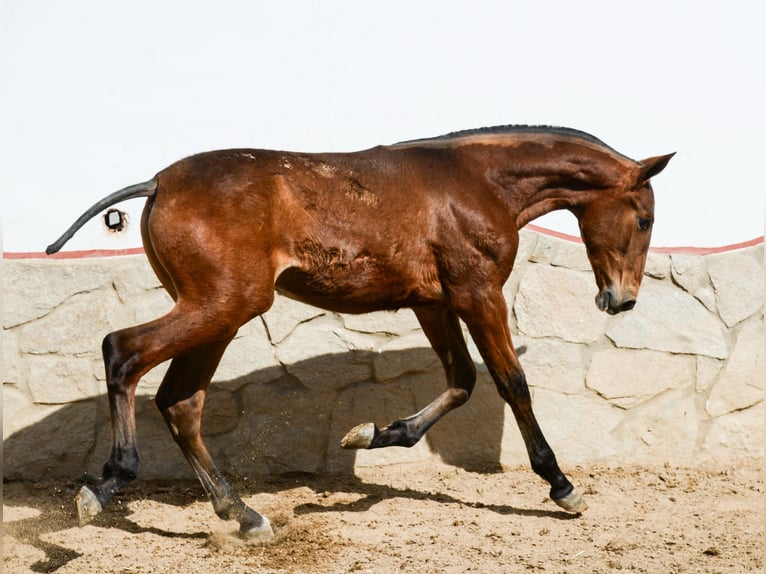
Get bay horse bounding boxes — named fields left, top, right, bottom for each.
left=46, top=125, right=673, bottom=540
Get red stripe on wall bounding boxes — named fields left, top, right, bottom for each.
left=3, top=247, right=146, bottom=260
left=3, top=229, right=763, bottom=260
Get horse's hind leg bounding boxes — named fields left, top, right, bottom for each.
left=155, top=340, right=273, bottom=540
left=75, top=303, right=242, bottom=525
left=341, top=305, right=476, bottom=449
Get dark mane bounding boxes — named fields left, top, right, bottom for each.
left=394, top=124, right=633, bottom=161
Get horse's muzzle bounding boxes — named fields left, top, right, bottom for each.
left=595, top=287, right=636, bottom=315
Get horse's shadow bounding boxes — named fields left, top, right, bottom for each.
left=286, top=473, right=580, bottom=520
left=3, top=470, right=576, bottom=572
left=3, top=347, right=561, bottom=572
left=2, top=478, right=209, bottom=573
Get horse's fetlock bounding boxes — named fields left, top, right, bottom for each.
left=386, top=420, right=409, bottom=432
left=529, top=448, right=556, bottom=478
left=213, top=496, right=240, bottom=520
left=389, top=421, right=420, bottom=447
left=401, top=435, right=421, bottom=448
left=102, top=443, right=140, bottom=481
left=102, top=459, right=139, bottom=483
left=550, top=483, right=574, bottom=502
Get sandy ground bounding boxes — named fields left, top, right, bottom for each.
left=3, top=461, right=763, bottom=573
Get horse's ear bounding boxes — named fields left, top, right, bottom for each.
left=637, top=153, right=675, bottom=182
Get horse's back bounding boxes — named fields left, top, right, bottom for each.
left=145, top=146, right=462, bottom=312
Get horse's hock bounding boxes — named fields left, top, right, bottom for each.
left=3, top=229, right=764, bottom=480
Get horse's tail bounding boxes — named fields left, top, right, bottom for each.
left=45, top=179, right=158, bottom=255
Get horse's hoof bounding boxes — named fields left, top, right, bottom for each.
left=240, top=516, right=274, bottom=542
left=553, top=487, right=588, bottom=514
left=340, top=422, right=376, bottom=449
left=75, top=485, right=103, bottom=526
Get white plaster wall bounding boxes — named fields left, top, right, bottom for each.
left=3, top=230, right=764, bottom=480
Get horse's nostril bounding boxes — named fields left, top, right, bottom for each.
left=619, top=299, right=636, bottom=312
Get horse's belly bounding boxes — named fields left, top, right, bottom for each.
left=274, top=265, right=442, bottom=314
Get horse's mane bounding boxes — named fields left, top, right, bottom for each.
left=394, top=124, right=633, bottom=161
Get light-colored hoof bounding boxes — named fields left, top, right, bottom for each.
left=554, top=488, right=588, bottom=514
left=76, top=486, right=103, bottom=526
left=241, top=516, right=274, bottom=542
left=340, top=422, right=376, bottom=449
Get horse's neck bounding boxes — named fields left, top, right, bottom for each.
left=469, top=143, right=625, bottom=228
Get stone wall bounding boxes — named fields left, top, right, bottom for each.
left=3, top=230, right=764, bottom=480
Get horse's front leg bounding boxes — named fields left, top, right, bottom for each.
left=456, top=289, right=587, bottom=514
left=341, top=305, right=476, bottom=449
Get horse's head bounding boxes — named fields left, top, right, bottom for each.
left=576, top=153, right=674, bottom=315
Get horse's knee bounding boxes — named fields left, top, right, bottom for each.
left=449, top=387, right=471, bottom=408
left=465, top=371, right=477, bottom=397
left=453, top=362, right=477, bottom=397
left=494, top=369, right=531, bottom=404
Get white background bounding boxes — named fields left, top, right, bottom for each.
left=2, top=1, right=764, bottom=253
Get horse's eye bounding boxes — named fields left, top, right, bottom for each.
left=637, top=217, right=652, bottom=231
